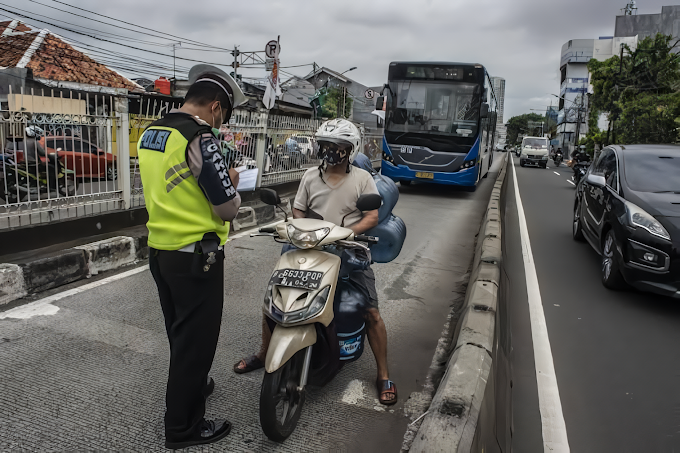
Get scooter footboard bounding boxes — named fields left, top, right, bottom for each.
left=265, top=324, right=317, bottom=373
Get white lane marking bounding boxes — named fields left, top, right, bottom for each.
left=229, top=219, right=284, bottom=239
left=512, top=162, right=570, bottom=452
left=0, top=265, right=150, bottom=320
left=554, top=171, right=561, bottom=176
left=567, top=180, right=575, bottom=186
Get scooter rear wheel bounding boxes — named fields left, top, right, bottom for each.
left=259, top=349, right=306, bottom=442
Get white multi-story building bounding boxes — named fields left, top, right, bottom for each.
left=491, top=76, right=506, bottom=147
left=556, top=39, right=593, bottom=156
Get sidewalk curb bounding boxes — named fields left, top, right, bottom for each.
left=0, top=195, right=295, bottom=307
left=406, top=154, right=508, bottom=453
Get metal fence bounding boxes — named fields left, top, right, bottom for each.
left=0, top=87, right=375, bottom=231
left=0, top=88, right=124, bottom=230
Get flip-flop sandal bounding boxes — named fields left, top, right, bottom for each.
left=233, top=355, right=264, bottom=374
left=376, top=379, right=398, bottom=406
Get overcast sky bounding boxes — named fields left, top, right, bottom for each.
left=7, top=0, right=675, bottom=121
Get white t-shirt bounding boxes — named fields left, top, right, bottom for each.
left=294, top=166, right=379, bottom=227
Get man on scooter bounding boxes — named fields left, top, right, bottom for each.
left=235, top=119, right=398, bottom=406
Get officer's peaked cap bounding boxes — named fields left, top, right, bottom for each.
left=188, top=64, right=247, bottom=109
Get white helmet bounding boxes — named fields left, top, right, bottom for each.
left=314, top=119, right=361, bottom=163
left=25, top=126, right=44, bottom=138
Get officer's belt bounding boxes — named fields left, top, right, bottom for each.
left=177, top=242, right=224, bottom=253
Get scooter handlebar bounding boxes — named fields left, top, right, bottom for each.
left=259, top=226, right=277, bottom=234
left=355, top=234, right=379, bottom=244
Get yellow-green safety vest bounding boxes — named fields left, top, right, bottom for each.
left=138, top=113, right=230, bottom=250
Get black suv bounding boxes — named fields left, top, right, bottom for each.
left=573, top=145, right=680, bottom=298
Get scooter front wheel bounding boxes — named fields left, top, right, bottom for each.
left=259, top=349, right=306, bottom=442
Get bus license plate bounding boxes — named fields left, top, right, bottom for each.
left=270, top=269, right=323, bottom=290
left=416, top=172, right=434, bottom=179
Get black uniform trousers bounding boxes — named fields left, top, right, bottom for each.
left=149, top=247, right=225, bottom=441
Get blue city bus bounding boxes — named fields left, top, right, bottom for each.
left=377, top=62, right=498, bottom=187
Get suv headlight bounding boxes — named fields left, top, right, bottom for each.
left=625, top=201, right=671, bottom=240
left=287, top=225, right=330, bottom=249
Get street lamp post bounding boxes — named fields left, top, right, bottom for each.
left=337, top=67, right=356, bottom=118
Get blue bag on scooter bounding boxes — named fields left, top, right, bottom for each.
left=365, top=214, right=407, bottom=263
left=353, top=153, right=399, bottom=223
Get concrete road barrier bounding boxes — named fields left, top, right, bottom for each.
left=0, top=192, right=297, bottom=306
left=0, top=263, right=26, bottom=306
left=408, top=154, right=509, bottom=453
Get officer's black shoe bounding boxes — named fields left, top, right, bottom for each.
left=203, top=377, right=215, bottom=398
left=164, top=419, right=231, bottom=449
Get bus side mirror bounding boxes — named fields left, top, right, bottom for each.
left=375, top=96, right=385, bottom=111
left=480, top=103, right=490, bottom=118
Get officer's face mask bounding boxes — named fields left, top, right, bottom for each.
left=211, top=102, right=224, bottom=131
left=321, top=142, right=351, bottom=166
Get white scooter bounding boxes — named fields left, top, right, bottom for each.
left=252, top=188, right=382, bottom=442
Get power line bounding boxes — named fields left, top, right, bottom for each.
left=27, top=0, right=229, bottom=50
left=0, top=7, right=236, bottom=68
left=0, top=2, right=172, bottom=48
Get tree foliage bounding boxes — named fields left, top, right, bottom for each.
left=321, top=87, right=353, bottom=119
left=587, top=33, right=680, bottom=146
left=506, top=113, right=545, bottom=145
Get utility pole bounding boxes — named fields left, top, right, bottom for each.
left=171, top=42, right=181, bottom=80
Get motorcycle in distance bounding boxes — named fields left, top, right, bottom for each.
left=572, top=160, right=591, bottom=185
left=252, top=188, right=382, bottom=442
left=0, top=151, right=77, bottom=203
left=552, top=150, right=563, bottom=166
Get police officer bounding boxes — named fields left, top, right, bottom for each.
left=138, top=64, right=247, bottom=449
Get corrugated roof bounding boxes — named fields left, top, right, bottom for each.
left=0, top=20, right=141, bottom=91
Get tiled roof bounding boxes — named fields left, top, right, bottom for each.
left=0, top=32, right=35, bottom=68
left=0, top=21, right=141, bottom=91
left=0, top=20, right=32, bottom=34
left=28, top=34, right=140, bottom=91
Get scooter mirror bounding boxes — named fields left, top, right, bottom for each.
left=261, top=188, right=281, bottom=206
left=356, top=193, right=382, bottom=212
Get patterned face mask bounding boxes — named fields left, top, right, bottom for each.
left=321, top=142, right=351, bottom=165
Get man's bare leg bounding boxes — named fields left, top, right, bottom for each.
left=365, top=308, right=389, bottom=381
left=234, top=315, right=271, bottom=372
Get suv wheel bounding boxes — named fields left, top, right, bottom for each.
left=573, top=200, right=585, bottom=241
left=601, top=230, right=627, bottom=290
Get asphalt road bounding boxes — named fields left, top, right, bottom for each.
left=0, top=155, right=502, bottom=452
left=507, top=155, right=680, bottom=452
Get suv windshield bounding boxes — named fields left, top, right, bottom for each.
left=624, top=152, right=680, bottom=193
left=386, top=81, right=480, bottom=137
left=522, top=138, right=547, bottom=149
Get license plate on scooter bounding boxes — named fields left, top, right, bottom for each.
left=270, top=269, right=324, bottom=290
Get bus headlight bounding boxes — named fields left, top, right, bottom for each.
left=382, top=151, right=395, bottom=164
left=461, top=159, right=476, bottom=169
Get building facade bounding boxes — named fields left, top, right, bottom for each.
left=615, top=5, right=680, bottom=41
left=490, top=76, right=506, bottom=147
left=556, top=39, right=593, bottom=156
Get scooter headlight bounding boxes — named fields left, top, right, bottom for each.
left=263, top=285, right=331, bottom=324
left=287, top=225, right=330, bottom=249
left=304, top=286, right=330, bottom=319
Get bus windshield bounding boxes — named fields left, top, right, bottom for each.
left=386, top=81, right=481, bottom=138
